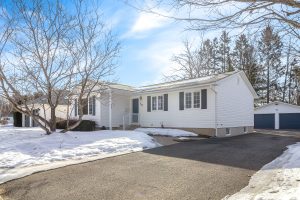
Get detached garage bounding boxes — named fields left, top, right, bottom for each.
left=254, top=102, right=300, bottom=130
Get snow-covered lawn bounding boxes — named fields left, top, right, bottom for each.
left=135, top=128, right=197, bottom=137
left=0, top=127, right=160, bottom=184
left=224, top=142, right=300, bottom=200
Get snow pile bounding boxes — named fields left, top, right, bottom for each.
left=0, top=127, right=160, bottom=184
left=224, top=142, right=300, bottom=200
left=135, top=128, right=197, bottom=137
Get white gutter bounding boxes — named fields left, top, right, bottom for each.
left=210, top=84, right=218, bottom=137
left=134, top=83, right=214, bottom=95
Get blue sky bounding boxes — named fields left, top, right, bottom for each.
left=99, top=1, right=199, bottom=86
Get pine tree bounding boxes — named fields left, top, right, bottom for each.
left=258, top=25, right=283, bottom=103
left=219, top=31, right=232, bottom=72
left=233, top=34, right=260, bottom=88
left=211, top=37, right=221, bottom=73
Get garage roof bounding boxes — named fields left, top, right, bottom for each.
left=255, top=101, right=300, bottom=112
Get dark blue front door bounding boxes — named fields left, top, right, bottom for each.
left=132, top=99, right=139, bottom=123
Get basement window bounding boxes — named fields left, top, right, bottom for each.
left=226, top=128, right=231, bottom=135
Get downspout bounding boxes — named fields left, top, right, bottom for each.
left=108, top=88, right=112, bottom=130
left=210, top=84, right=218, bottom=137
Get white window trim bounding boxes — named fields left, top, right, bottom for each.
left=152, top=96, right=157, bottom=110
left=157, top=95, right=163, bottom=110
left=151, top=95, right=165, bottom=111
left=193, top=91, right=201, bottom=109
left=86, top=96, right=95, bottom=116
left=185, top=92, right=192, bottom=109
left=184, top=91, right=202, bottom=110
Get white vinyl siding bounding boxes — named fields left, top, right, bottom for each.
left=216, top=73, right=254, bottom=128
left=134, top=87, right=216, bottom=128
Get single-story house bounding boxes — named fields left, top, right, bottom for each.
left=71, top=71, right=258, bottom=137
left=254, top=102, right=300, bottom=130
left=17, top=95, right=69, bottom=127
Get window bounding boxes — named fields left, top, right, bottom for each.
left=193, top=92, right=200, bottom=108
left=158, top=96, right=163, bottom=110
left=89, top=96, right=96, bottom=116
left=226, top=128, right=231, bottom=135
left=89, top=97, right=93, bottom=115
left=152, top=96, right=157, bottom=110
left=185, top=92, right=192, bottom=108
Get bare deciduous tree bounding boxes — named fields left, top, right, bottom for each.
left=0, top=95, right=13, bottom=119
left=134, top=0, right=300, bottom=38
left=0, top=0, right=120, bottom=134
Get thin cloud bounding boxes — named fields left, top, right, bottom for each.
left=122, top=9, right=170, bottom=39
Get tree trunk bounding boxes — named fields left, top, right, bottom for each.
left=50, top=107, right=56, bottom=132
left=267, top=59, right=270, bottom=103
left=283, top=40, right=291, bottom=101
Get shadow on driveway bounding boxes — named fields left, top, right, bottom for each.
left=144, top=132, right=300, bottom=171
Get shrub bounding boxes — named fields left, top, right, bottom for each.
left=0, top=119, right=8, bottom=125
left=56, top=120, right=96, bottom=131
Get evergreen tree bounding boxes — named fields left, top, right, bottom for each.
left=219, top=31, right=232, bottom=72
left=211, top=37, right=221, bottom=73
left=258, top=26, right=283, bottom=103
left=233, top=34, right=260, bottom=89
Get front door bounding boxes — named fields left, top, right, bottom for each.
left=132, top=98, right=139, bottom=123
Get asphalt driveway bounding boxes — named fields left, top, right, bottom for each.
left=1, top=132, right=299, bottom=200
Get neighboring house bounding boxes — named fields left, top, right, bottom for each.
left=22, top=104, right=68, bottom=127
left=19, top=95, right=69, bottom=127
left=71, top=71, right=258, bottom=137
left=254, top=102, right=300, bottom=130
left=0, top=112, right=14, bottom=125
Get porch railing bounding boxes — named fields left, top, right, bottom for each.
left=131, top=113, right=139, bottom=124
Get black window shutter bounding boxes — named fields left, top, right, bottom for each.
left=147, top=96, right=151, bottom=112
left=201, top=89, right=207, bottom=109
left=92, top=96, right=96, bottom=115
left=74, top=99, right=78, bottom=116
left=179, top=92, right=184, bottom=110
left=163, top=94, right=168, bottom=111
left=89, top=97, right=93, bottom=115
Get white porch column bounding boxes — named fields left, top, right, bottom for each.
left=108, top=88, right=112, bottom=130
left=29, top=116, right=32, bottom=127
